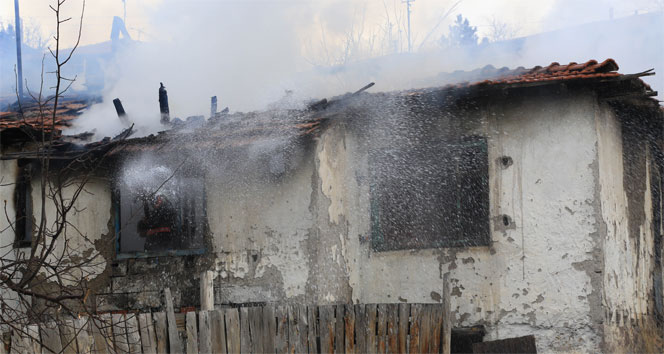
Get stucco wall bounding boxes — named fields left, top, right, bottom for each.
left=0, top=159, right=20, bottom=319
left=334, top=92, right=604, bottom=353
left=596, top=102, right=662, bottom=352
left=31, top=175, right=111, bottom=287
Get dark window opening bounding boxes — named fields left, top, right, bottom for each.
left=14, top=161, right=33, bottom=247
left=370, top=136, right=490, bottom=251
left=114, top=161, right=207, bottom=256
left=451, top=326, right=485, bottom=354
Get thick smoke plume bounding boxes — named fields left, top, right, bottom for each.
left=67, top=0, right=662, bottom=139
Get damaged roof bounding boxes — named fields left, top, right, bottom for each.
left=1, top=58, right=658, bottom=159
left=0, top=98, right=94, bottom=139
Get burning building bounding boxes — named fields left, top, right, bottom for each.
left=1, top=58, right=662, bottom=353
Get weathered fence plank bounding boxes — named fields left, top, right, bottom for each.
left=164, top=288, right=183, bottom=354
left=14, top=302, right=449, bottom=354
left=153, top=312, right=168, bottom=354
left=377, top=304, right=387, bottom=354
left=408, top=304, right=421, bottom=354
left=27, top=325, right=42, bottom=354
left=239, top=307, right=250, bottom=354
left=398, top=304, right=409, bottom=354
left=91, top=314, right=113, bottom=354
left=248, top=306, right=263, bottom=353
left=365, top=304, right=377, bottom=353
left=210, top=309, right=227, bottom=354
left=60, top=319, right=78, bottom=354
left=306, top=305, right=317, bottom=354
left=275, top=306, right=289, bottom=354
left=10, top=329, right=28, bottom=354
left=111, top=314, right=129, bottom=354
left=287, top=305, right=304, bottom=354
left=126, top=314, right=142, bottom=353
left=264, top=306, right=277, bottom=351
left=344, top=304, right=355, bottom=353
left=354, top=305, right=366, bottom=354
left=429, top=304, right=442, bottom=354
left=225, top=308, right=241, bottom=354
left=442, top=273, right=451, bottom=354
left=386, top=304, right=398, bottom=353
left=335, top=305, right=344, bottom=354
left=419, top=305, right=432, bottom=354
left=297, top=304, right=309, bottom=353
left=41, top=323, right=63, bottom=354
left=198, top=311, right=211, bottom=354
left=319, top=305, right=335, bottom=354
left=138, top=313, right=157, bottom=354
left=186, top=311, right=199, bottom=354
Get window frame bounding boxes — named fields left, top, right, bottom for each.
left=111, top=169, right=208, bottom=260
left=14, top=160, right=34, bottom=248
left=369, top=135, right=491, bottom=251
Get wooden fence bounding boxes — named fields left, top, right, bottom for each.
left=6, top=303, right=450, bottom=354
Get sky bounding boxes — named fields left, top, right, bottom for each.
left=2, top=0, right=659, bottom=50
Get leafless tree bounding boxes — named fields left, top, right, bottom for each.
left=0, top=1, right=129, bottom=352
left=486, top=16, right=519, bottom=43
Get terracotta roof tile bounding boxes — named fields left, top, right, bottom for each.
left=0, top=99, right=89, bottom=134
left=467, top=59, right=622, bottom=87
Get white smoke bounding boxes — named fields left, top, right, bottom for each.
left=68, top=0, right=663, bottom=139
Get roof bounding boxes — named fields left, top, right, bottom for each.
left=1, top=58, right=658, bottom=158
left=432, top=59, right=654, bottom=93
left=0, top=98, right=92, bottom=134
left=474, top=59, right=621, bottom=86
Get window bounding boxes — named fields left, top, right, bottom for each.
left=370, top=136, right=490, bottom=251
left=14, top=160, right=33, bottom=247
left=114, top=160, right=207, bottom=257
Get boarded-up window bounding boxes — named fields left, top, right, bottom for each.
left=370, top=136, right=490, bottom=251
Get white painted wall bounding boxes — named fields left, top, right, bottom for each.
left=31, top=176, right=111, bottom=286
left=0, top=159, right=20, bottom=324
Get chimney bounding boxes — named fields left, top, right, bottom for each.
left=113, top=98, right=130, bottom=126
left=159, top=82, right=170, bottom=124
left=210, top=96, right=217, bottom=118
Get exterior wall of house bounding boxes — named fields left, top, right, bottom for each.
left=207, top=143, right=352, bottom=304
left=204, top=89, right=608, bottom=353
left=0, top=158, right=20, bottom=320
left=4, top=88, right=660, bottom=352
left=595, top=102, right=662, bottom=352
left=337, top=91, right=604, bottom=353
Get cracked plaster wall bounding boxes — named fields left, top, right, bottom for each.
left=596, top=102, right=661, bottom=352
left=206, top=139, right=351, bottom=305
left=31, top=176, right=110, bottom=287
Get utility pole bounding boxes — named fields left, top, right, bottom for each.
left=403, top=0, right=415, bottom=52
left=14, top=0, right=24, bottom=99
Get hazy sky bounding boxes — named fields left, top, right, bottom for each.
left=2, top=0, right=659, bottom=50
